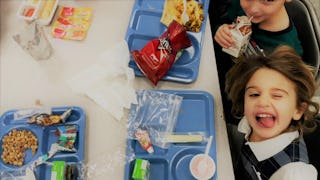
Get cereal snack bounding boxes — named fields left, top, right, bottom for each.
left=1, top=129, right=38, bottom=166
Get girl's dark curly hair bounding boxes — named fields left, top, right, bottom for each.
left=225, top=45, right=319, bottom=131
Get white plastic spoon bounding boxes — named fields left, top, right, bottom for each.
left=198, top=136, right=213, bottom=175
left=205, top=135, right=213, bottom=155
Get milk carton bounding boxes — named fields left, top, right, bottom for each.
left=223, top=16, right=252, bottom=58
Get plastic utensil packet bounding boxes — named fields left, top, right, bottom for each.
left=131, top=20, right=192, bottom=86
left=127, top=90, right=183, bottom=149
left=12, top=21, right=53, bottom=60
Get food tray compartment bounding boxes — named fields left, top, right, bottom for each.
left=37, top=0, right=59, bottom=25
left=124, top=90, right=217, bottom=180
left=0, top=106, right=85, bottom=179
left=16, top=0, right=59, bottom=25
left=17, top=0, right=42, bottom=21
left=125, top=0, right=210, bottom=83
left=36, top=157, right=83, bottom=179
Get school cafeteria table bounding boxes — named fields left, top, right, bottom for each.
left=0, top=0, right=234, bottom=179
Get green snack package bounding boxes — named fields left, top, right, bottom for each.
left=132, top=158, right=150, bottom=180
left=51, top=161, right=65, bottom=180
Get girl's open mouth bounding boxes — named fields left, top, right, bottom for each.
left=256, top=114, right=275, bottom=128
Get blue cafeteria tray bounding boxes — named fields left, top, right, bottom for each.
left=125, top=0, right=210, bottom=83
left=0, top=106, right=85, bottom=179
left=124, top=90, right=217, bottom=180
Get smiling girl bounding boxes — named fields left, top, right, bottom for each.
left=225, top=45, right=319, bottom=179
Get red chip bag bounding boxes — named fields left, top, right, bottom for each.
left=131, top=20, right=192, bottom=86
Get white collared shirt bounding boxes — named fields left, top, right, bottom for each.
left=238, top=117, right=318, bottom=180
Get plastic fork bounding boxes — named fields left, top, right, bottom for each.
left=182, top=0, right=189, bottom=24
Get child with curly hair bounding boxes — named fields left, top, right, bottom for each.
left=225, top=45, right=319, bottom=179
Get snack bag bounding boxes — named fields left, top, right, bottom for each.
left=222, top=16, right=252, bottom=58
left=55, top=125, right=77, bottom=151
left=131, top=20, right=192, bottom=86
left=28, top=108, right=72, bottom=126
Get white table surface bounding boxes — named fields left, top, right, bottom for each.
left=0, top=0, right=234, bottom=179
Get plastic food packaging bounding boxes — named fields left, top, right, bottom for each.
left=12, top=21, right=53, bottom=60
left=222, top=16, right=252, bottom=58
left=51, top=6, right=93, bottom=40
left=0, top=168, right=35, bottom=180
left=131, top=20, right=192, bottom=86
left=135, top=128, right=154, bottom=154
left=127, top=90, right=183, bottom=149
left=13, top=106, right=52, bottom=120
left=28, top=108, right=72, bottom=126
left=55, top=125, right=77, bottom=151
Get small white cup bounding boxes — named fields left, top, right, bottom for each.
left=189, top=154, right=215, bottom=180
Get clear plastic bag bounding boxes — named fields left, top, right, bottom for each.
left=13, top=106, right=52, bottom=121
left=12, top=21, right=53, bottom=60
left=127, top=90, right=183, bottom=149
left=0, top=169, right=31, bottom=180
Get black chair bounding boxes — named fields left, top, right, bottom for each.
left=285, top=0, right=320, bottom=78
left=304, top=117, right=320, bottom=176
left=286, top=0, right=320, bottom=174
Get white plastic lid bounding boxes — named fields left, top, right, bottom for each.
left=189, top=154, right=216, bottom=179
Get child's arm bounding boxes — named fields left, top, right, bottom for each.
left=209, top=0, right=244, bottom=48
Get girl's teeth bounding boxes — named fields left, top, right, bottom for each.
left=257, top=114, right=272, bottom=118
